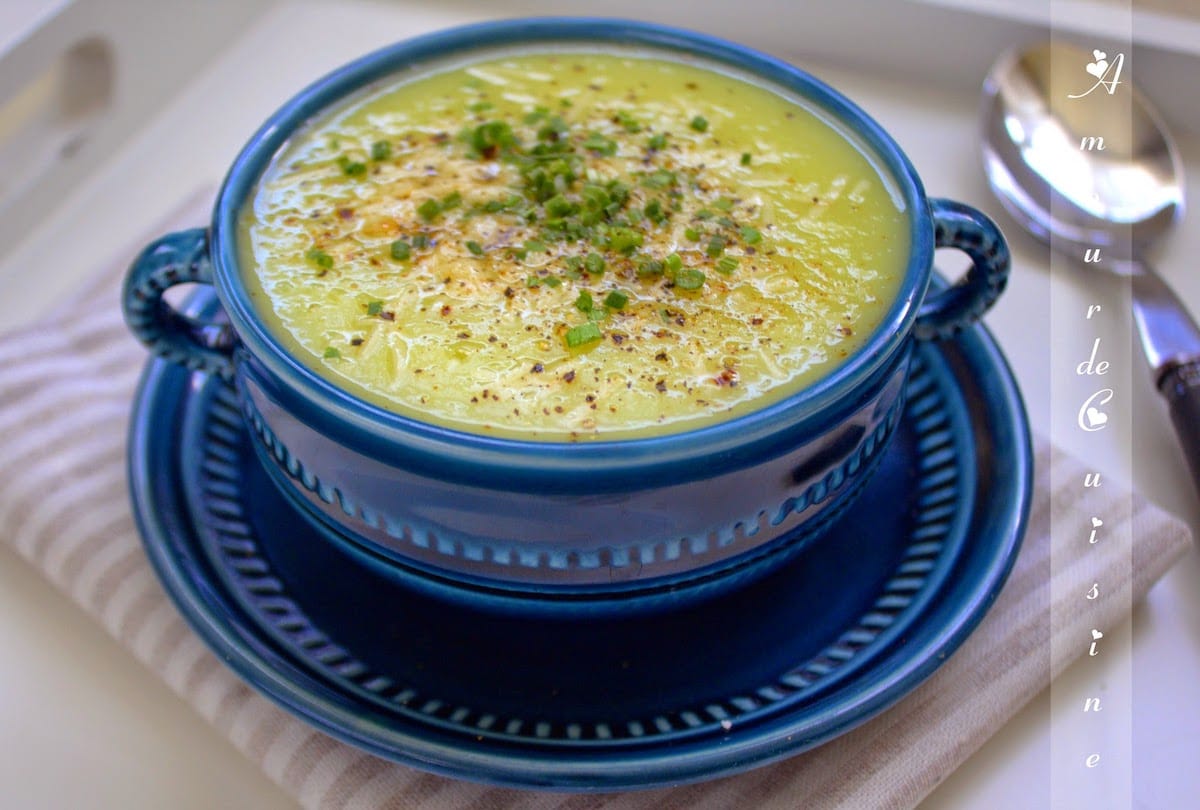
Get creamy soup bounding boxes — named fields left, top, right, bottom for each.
left=239, top=50, right=908, bottom=440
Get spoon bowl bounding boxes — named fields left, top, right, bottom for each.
left=981, top=42, right=1183, bottom=266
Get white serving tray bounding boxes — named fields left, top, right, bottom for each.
left=1, top=1, right=1197, bottom=808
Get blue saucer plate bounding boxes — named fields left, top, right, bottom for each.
left=128, top=302, right=1030, bottom=791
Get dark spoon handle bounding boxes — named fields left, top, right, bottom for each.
left=1160, top=360, right=1200, bottom=496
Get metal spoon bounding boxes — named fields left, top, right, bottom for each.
left=981, top=41, right=1200, bottom=494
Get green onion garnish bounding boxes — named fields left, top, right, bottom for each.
left=466, top=240, right=485, bottom=256
left=636, top=258, right=664, bottom=278
left=389, top=240, right=411, bottom=261
left=689, top=115, right=709, bottom=132
left=370, top=140, right=392, bottom=161
left=740, top=152, right=752, bottom=166
left=716, top=256, right=738, bottom=275
left=575, top=289, right=594, bottom=312
left=608, top=227, right=643, bottom=255
left=582, top=132, right=618, bottom=156
left=306, top=248, right=333, bottom=269
left=584, top=252, right=606, bottom=275
left=615, top=110, right=641, bottom=132
left=416, top=199, right=442, bottom=221
left=366, top=300, right=384, bottom=316
left=338, top=156, right=367, bottom=176
left=706, top=235, right=726, bottom=258
left=323, top=346, right=341, bottom=359
left=675, top=269, right=706, bottom=290
left=566, top=322, right=603, bottom=348
left=604, top=290, right=629, bottom=310
left=740, top=226, right=762, bottom=244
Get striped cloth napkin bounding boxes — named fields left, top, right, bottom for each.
left=0, top=195, right=1191, bottom=809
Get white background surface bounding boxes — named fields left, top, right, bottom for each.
left=1, top=1, right=1199, bottom=807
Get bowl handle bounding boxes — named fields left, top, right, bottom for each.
left=914, top=198, right=1010, bottom=341
left=122, top=227, right=235, bottom=380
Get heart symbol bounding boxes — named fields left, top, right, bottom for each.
left=1093, top=49, right=1107, bottom=61
left=1091, top=629, right=1104, bottom=641
left=1086, top=59, right=1109, bottom=78
left=1086, top=407, right=1108, bottom=427
left=1091, top=517, right=1103, bottom=528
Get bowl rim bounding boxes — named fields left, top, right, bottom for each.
left=210, top=17, right=933, bottom=476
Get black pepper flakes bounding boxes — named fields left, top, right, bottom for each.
left=563, top=370, right=576, bottom=383
left=531, top=362, right=544, bottom=373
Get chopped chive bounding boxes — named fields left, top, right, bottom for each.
left=582, top=132, right=618, bottom=156
left=306, top=248, right=334, bottom=269
left=675, top=269, right=706, bottom=290
left=689, top=115, right=709, bottom=132
left=604, top=290, right=629, bottom=310
left=705, top=235, right=727, bottom=258
left=584, top=252, right=606, bottom=275
left=665, top=253, right=683, bottom=273
left=716, top=216, right=737, bottom=229
left=740, top=226, right=762, bottom=244
left=615, top=110, right=641, bottom=132
left=337, top=156, right=367, bottom=176
left=389, top=240, right=411, bottom=261
left=716, top=256, right=738, bottom=275
left=574, top=289, right=594, bottom=312
left=323, top=346, right=341, bottom=359
left=411, top=234, right=431, bottom=250
left=636, top=258, right=664, bottom=278
left=366, top=300, right=384, bottom=316
left=643, top=199, right=667, bottom=224
left=609, top=227, right=643, bottom=255
left=468, top=120, right=518, bottom=157
left=641, top=169, right=676, bottom=189
left=543, top=276, right=562, bottom=287
left=465, top=240, right=485, bottom=256
left=416, top=199, right=442, bottom=221
left=441, top=191, right=462, bottom=210
left=524, top=239, right=547, bottom=253
left=684, top=227, right=701, bottom=242
left=522, top=105, right=548, bottom=124
left=714, top=197, right=734, bottom=211
left=544, top=195, right=576, bottom=218
left=525, top=275, right=542, bottom=288
left=740, top=152, right=752, bottom=166
left=370, top=140, right=392, bottom=161
left=469, top=100, right=494, bottom=113
left=565, top=322, right=603, bottom=348
left=647, top=132, right=667, bottom=150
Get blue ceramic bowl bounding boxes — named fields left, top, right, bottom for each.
left=122, top=18, right=1009, bottom=614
